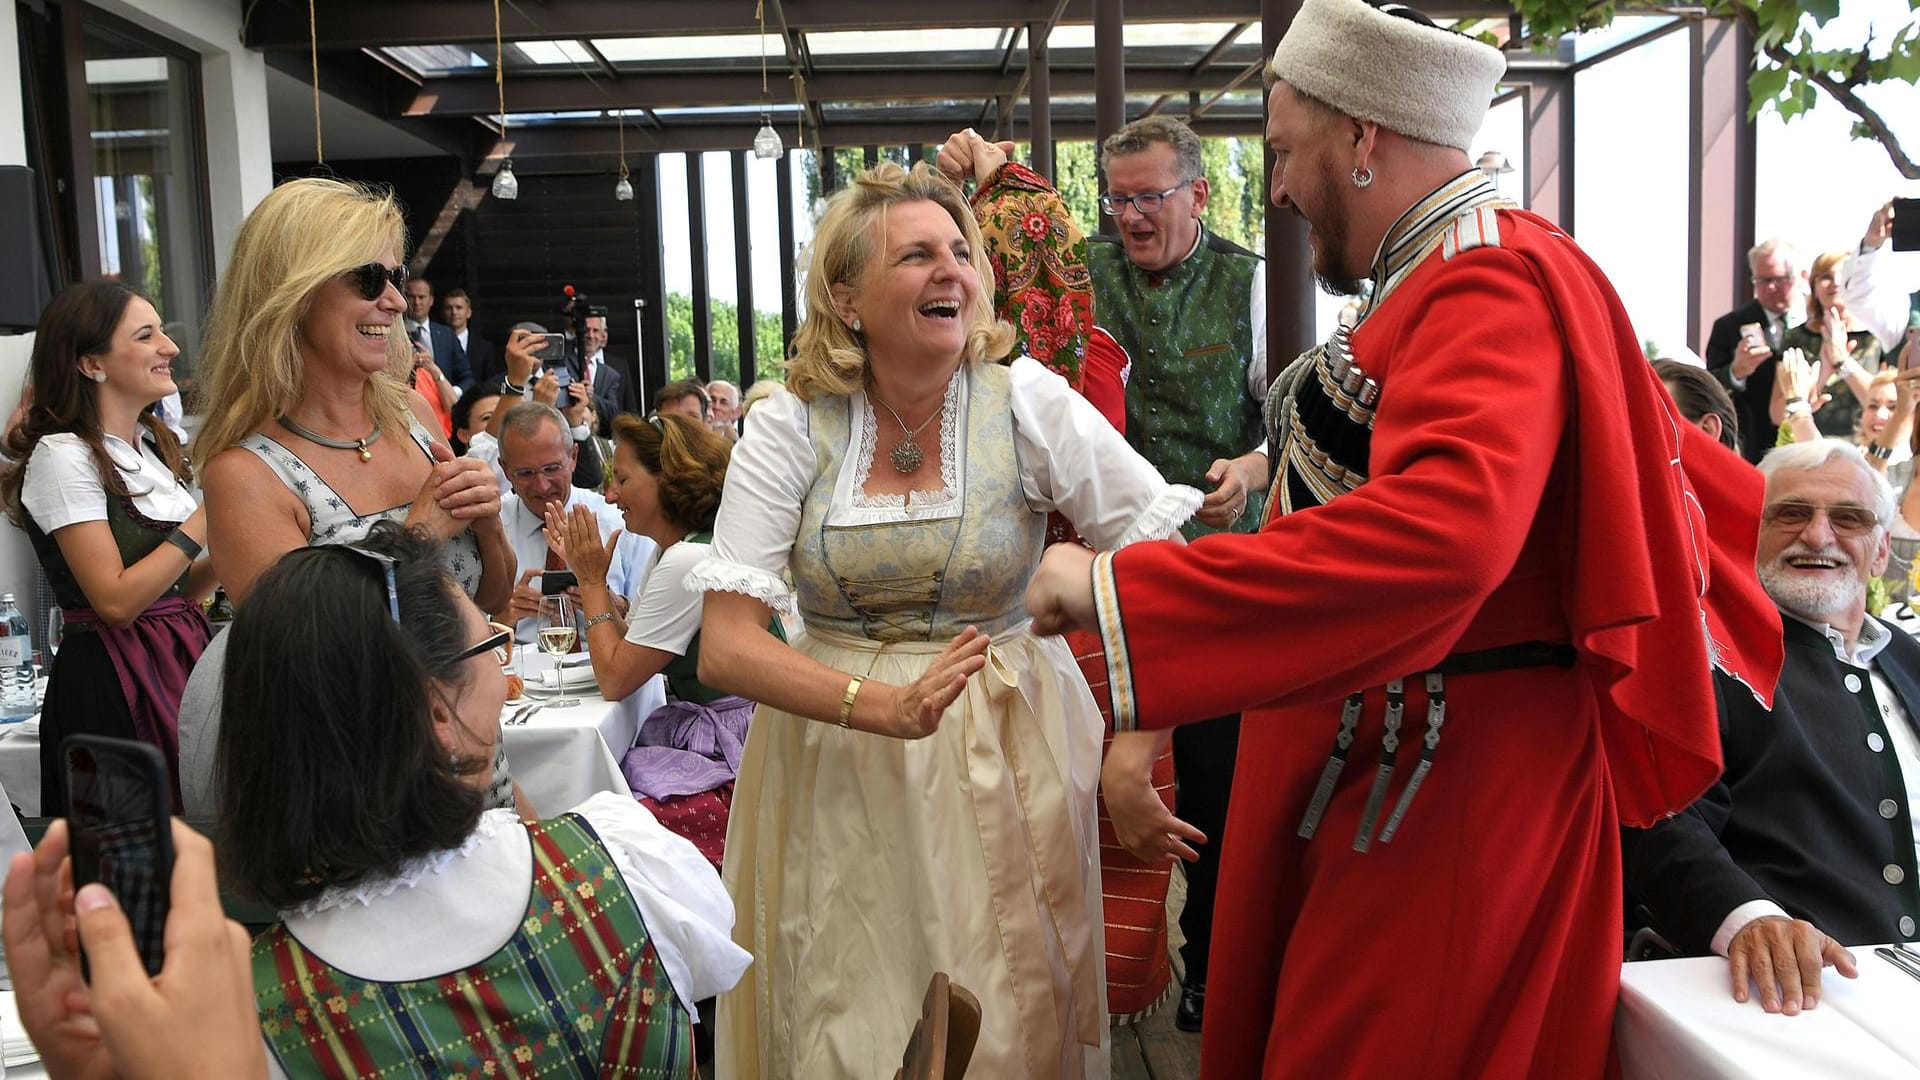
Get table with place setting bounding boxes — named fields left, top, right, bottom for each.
left=1615, top=943, right=1920, bottom=1078
left=0, top=659, right=663, bottom=820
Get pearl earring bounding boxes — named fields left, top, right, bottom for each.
left=851, top=317, right=863, bottom=333
left=1351, top=167, right=1374, bottom=190
left=89, top=371, right=107, bottom=384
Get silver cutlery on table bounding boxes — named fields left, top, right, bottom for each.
left=1875, top=946, right=1920, bottom=982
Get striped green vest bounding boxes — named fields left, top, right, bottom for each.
left=252, top=814, right=693, bottom=1079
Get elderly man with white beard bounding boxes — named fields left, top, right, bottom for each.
left=1623, top=438, right=1920, bottom=1016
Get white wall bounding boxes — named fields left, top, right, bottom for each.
left=1, top=0, right=39, bottom=603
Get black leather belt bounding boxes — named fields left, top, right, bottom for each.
left=1298, top=640, right=1577, bottom=851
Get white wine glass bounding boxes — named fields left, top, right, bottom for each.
left=537, top=594, right=581, bottom=707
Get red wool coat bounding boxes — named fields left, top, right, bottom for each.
left=1092, top=208, right=1780, bottom=1078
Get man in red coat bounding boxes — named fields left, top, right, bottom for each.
left=1027, top=0, right=1783, bottom=1075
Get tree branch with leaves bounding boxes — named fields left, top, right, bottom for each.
left=1506, top=0, right=1920, bottom=179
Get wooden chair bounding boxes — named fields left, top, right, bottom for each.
left=894, top=972, right=981, bottom=1080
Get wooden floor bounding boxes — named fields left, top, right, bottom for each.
left=1112, top=867, right=1202, bottom=1080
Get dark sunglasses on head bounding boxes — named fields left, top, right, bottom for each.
left=346, top=262, right=410, bottom=302
left=337, top=543, right=401, bottom=624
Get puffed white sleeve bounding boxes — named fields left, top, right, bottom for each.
left=683, top=388, right=813, bottom=613
left=575, top=791, right=753, bottom=1010
left=1010, top=356, right=1202, bottom=549
left=20, top=434, right=110, bottom=533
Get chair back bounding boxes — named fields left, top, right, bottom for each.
left=894, top=972, right=982, bottom=1080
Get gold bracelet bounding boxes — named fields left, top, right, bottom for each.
left=838, top=676, right=864, bottom=729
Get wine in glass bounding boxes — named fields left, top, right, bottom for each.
left=538, top=595, right=581, bottom=707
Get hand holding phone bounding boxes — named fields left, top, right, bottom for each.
left=1733, top=323, right=1773, bottom=379
left=541, top=569, right=578, bottom=596
left=2, top=817, right=267, bottom=1080
left=64, top=735, right=175, bottom=977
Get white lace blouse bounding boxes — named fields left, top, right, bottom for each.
left=688, top=356, right=1201, bottom=611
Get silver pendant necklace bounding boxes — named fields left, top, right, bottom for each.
left=869, top=393, right=938, bottom=474
left=277, top=414, right=384, bottom=462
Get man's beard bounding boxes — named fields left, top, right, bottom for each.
left=1758, top=545, right=1866, bottom=623
left=1298, top=170, right=1364, bottom=296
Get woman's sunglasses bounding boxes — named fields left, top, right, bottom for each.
left=346, top=262, right=410, bottom=301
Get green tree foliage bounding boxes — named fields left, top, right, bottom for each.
left=1506, top=1, right=1920, bottom=179
left=665, top=292, right=788, bottom=386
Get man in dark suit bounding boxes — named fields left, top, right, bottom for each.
left=1706, top=239, right=1802, bottom=463
left=445, top=289, right=496, bottom=393
left=579, top=307, right=630, bottom=436
left=403, top=277, right=472, bottom=393
left=1622, top=439, right=1919, bottom=1016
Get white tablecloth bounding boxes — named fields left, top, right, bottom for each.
left=504, top=652, right=664, bottom=814
left=0, top=661, right=664, bottom=818
left=1617, top=948, right=1920, bottom=1079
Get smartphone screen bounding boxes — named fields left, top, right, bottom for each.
left=64, top=736, right=174, bottom=977
left=1892, top=198, right=1920, bottom=252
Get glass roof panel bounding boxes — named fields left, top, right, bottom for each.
left=1046, top=22, right=1247, bottom=50
left=514, top=40, right=596, bottom=66
left=379, top=44, right=487, bottom=77
left=805, top=28, right=1008, bottom=56
left=590, top=34, right=783, bottom=63
left=1570, top=15, right=1677, bottom=62
left=652, top=104, right=806, bottom=119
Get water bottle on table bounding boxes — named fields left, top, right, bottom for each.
left=0, top=593, right=34, bottom=722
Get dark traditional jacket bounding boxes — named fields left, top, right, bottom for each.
left=1623, top=614, right=1920, bottom=953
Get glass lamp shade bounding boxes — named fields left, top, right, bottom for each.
left=752, top=120, right=783, bottom=160
left=1475, top=150, right=1514, bottom=176
left=615, top=175, right=634, bottom=201
left=490, top=159, right=520, bottom=200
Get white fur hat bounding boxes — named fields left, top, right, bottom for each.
left=1268, top=0, right=1506, bottom=152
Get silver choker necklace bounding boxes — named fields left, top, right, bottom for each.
left=277, top=414, right=383, bottom=462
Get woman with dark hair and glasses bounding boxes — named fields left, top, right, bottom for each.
left=221, top=521, right=748, bottom=1078
left=0, top=281, right=216, bottom=814
left=547, top=411, right=771, bottom=867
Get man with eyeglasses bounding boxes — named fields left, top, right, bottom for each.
left=496, top=402, right=653, bottom=642
left=1706, top=239, right=1799, bottom=463
left=1084, top=112, right=1272, bottom=1034
left=1624, top=438, right=1920, bottom=1015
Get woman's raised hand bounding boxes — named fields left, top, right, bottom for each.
left=544, top=503, right=615, bottom=589
left=873, top=626, right=990, bottom=738
left=1779, top=347, right=1828, bottom=411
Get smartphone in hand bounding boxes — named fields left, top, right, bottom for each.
left=541, top=569, right=578, bottom=596
left=63, top=735, right=174, bottom=978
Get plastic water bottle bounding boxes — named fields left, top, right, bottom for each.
left=0, top=593, right=35, bottom=722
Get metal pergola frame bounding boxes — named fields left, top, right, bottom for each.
left=242, top=0, right=1756, bottom=389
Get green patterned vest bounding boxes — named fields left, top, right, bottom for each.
left=1088, top=230, right=1264, bottom=539
left=252, top=814, right=693, bottom=1079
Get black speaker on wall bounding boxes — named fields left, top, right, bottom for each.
left=0, top=166, right=56, bottom=334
